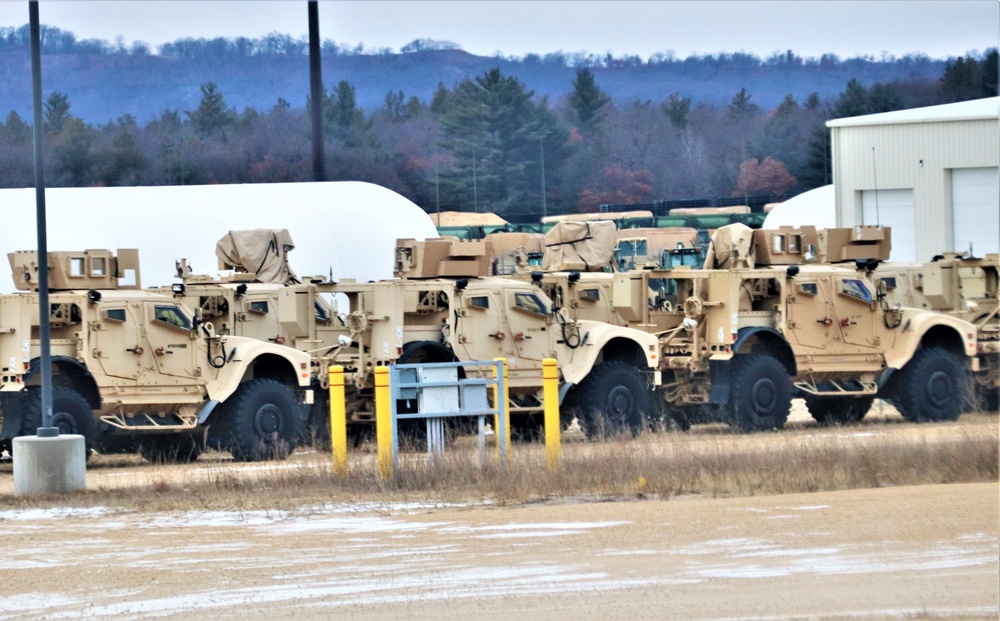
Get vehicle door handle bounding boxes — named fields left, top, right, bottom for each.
left=126, top=345, right=144, bottom=355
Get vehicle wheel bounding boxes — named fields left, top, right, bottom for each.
left=893, top=348, right=968, bottom=422
left=665, top=405, right=694, bottom=432
left=725, top=355, right=792, bottom=432
left=19, top=386, right=95, bottom=454
left=979, top=386, right=999, bottom=413
left=138, top=434, right=201, bottom=464
left=804, top=396, right=874, bottom=425
left=509, top=414, right=544, bottom=442
left=567, top=361, right=650, bottom=439
left=213, top=379, right=302, bottom=461
left=307, top=391, right=331, bottom=450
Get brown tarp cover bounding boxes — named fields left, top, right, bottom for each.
left=542, top=220, right=617, bottom=271
left=615, top=227, right=699, bottom=253
left=669, top=205, right=750, bottom=216
left=703, top=223, right=756, bottom=269
left=541, top=210, right=652, bottom=224
left=429, top=211, right=508, bottom=226
left=485, top=232, right=546, bottom=258
left=216, top=229, right=300, bottom=284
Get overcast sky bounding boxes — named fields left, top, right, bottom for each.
left=0, top=1, right=996, bottom=60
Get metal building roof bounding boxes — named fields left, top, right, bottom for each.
left=826, top=96, right=999, bottom=128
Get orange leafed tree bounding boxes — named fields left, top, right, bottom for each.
left=735, top=157, right=796, bottom=198
left=578, top=165, right=655, bottom=212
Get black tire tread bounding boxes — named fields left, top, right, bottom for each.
left=212, top=378, right=301, bottom=461
left=565, top=361, right=650, bottom=439
left=893, top=347, right=968, bottom=422
left=726, top=355, right=792, bottom=432
left=804, top=396, right=874, bottom=426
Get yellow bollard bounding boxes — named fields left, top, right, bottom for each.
left=542, top=357, right=560, bottom=470
left=374, top=366, right=394, bottom=480
left=328, top=365, right=347, bottom=478
left=493, top=357, right=511, bottom=465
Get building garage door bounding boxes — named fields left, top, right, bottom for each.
left=862, top=189, right=915, bottom=261
left=952, top=167, right=999, bottom=256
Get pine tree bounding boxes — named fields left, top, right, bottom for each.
left=833, top=79, right=870, bottom=118
left=44, top=91, right=71, bottom=133
left=1, top=110, right=31, bottom=145
left=186, top=82, right=236, bottom=139
left=440, top=67, right=566, bottom=214
left=567, top=68, right=610, bottom=130
left=661, top=93, right=692, bottom=128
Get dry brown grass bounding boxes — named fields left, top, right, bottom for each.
left=1, top=413, right=996, bottom=513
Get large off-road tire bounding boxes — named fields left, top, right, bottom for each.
left=509, top=414, right=544, bottom=442
left=19, top=386, right=95, bottom=454
left=725, top=355, right=792, bottom=432
left=892, top=348, right=968, bottom=422
left=138, top=434, right=202, bottom=464
left=804, top=396, right=874, bottom=426
left=567, top=361, right=650, bottom=439
left=212, top=379, right=302, bottom=461
left=306, top=390, right=331, bottom=450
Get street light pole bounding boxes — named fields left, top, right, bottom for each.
left=539, top=134, right=547, bottom=220
left=472, top=143, right=478, bottom=213
left=28, top=1, right=54, bottom=436
left=434, top=140, right=440, bottom=220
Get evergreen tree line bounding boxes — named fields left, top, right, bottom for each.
left=0, top=49, right=994, bottom=217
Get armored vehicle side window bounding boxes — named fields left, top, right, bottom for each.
left=839, top=279, right=872, bottom=303
left=788, top=234, right=802, bottom=253
left=104, top=308, right=127, bottom=322
left=513, top=292, right=547, bottom=316
left=91, top=257, right=107, bottom=276
left=249, top=300, right=269, bottom=314
left=70, top=257, right=86, bottom=277
left=154, top=305, right=191, bottom=330
left=469, top=296, right=489, bottom=310
left=314, top=300, right=330, bottom=322
left=878, top=277, right=897, bottom=291
left=580, top=288, right=600, bottom=302
left=798, top=282, right=818, bottom=296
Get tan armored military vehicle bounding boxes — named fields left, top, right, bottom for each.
left=873, top=252, right=998, bottom=410
left=0, top=248, right=313, bottom=462
left=516, top=222, right=979, bottom=431
left=165, top=230, right=660, bottom=442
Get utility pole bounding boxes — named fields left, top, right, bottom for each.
left=29, top=1, right=54, bottom=435
left=539, top=134, right=547, bottom=220
left=307, top=0, right=326, bottom=181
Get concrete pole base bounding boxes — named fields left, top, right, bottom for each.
left=12, top=434, right=87, bottom=495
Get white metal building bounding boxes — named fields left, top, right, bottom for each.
left=827, top=97, right=999, bottom=261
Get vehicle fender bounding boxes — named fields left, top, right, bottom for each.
left=883, top=309, right=978, bottom=370
left=26, top=356, right=102, bottom=410
left=204, top=337, right=312, bottom=402
left=559, top=321, right=659, bottom=386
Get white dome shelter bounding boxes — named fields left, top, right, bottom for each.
left=762, top=184, right=836, bottom=230
left=0, top=181, right=437, bottom=292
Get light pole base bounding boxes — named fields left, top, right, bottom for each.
left=12, top=434, right=86, bottom=495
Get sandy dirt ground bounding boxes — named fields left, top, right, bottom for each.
left=0, top=483, right=996, bottom=621
left=0, top=406, right=998, bottom=620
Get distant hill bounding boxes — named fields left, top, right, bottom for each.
left=0, top=29, right=950, bottom=124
